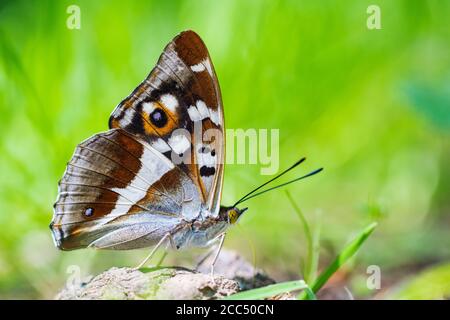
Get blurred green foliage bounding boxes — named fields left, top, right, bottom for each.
left=388, top=262, right=450, bottom=299
left=0, top=0, right=449, bottom=299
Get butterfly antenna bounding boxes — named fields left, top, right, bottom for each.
left=235, top=167, right=323, bottom=205
left=233, top=157, right=306, bottom=207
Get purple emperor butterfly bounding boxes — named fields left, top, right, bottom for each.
left=50, top=31, right=322, bottom=267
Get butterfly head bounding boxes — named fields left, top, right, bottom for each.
left=220, top=206, right=248, bottom=225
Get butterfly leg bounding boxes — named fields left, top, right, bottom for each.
left=155, top=249, right=168, bottom=267
left=134, top=232, right=174, bottom=270
left=195, top=247, right=215, bottom=271
left=156, top=232, right=179, bottom=267
left=210, top=233, right=226, bottom=278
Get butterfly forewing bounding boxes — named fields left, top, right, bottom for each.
left=109, top=30, right=224, bottom=215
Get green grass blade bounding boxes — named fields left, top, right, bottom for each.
left=311, top=222, right=378, bottom=293
left=224, top=280, right=307, bottom=300
left=298, top=222, right=378, bottom=299
left=303, top=286, right=317, bottom=300
left=285, top=191, right=314, bottom=283
left=309, top=212, right=322, bottom=285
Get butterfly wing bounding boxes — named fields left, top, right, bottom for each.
left=51, top=31, right=225, bottom=250
left=109, top=30, right=225, bottom=216
left=51, top=129, right=202, bottom=250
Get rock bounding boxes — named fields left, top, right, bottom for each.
left=56, top=249, right=282, bottom=300
left=196, top=249, right=276, bottom=290
left=56, top=267, right=239, bottom=300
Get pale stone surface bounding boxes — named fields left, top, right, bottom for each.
left=56, top=267, right=239, bottom=300
left=56, top=249, right=283, bottom=300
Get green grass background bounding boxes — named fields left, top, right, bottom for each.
left=0, top=0, right=449, bottom=298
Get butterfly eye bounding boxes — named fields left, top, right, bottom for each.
left=84, top=207, right=94, bottom=217
left=228, top=210, right=238, bottom=224
left=149, top=108, right=168, bottom=128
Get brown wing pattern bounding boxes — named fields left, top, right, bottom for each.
left=51, top=31, right=224, bottom=250
left=109, top=30, right=225, bottom=215
left=50, top=129, right=202, bottom=250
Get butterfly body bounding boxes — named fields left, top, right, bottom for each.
left=83, top=207, right=229, bottom=251
left=170, top=215, right=227, bottom=250
left=50, top=31, right=247, bottom=253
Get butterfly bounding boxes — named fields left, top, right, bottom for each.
left=50, top=30, right=322, bottom=269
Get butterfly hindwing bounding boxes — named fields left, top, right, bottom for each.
left=51, top=129, right=202, bottom=250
